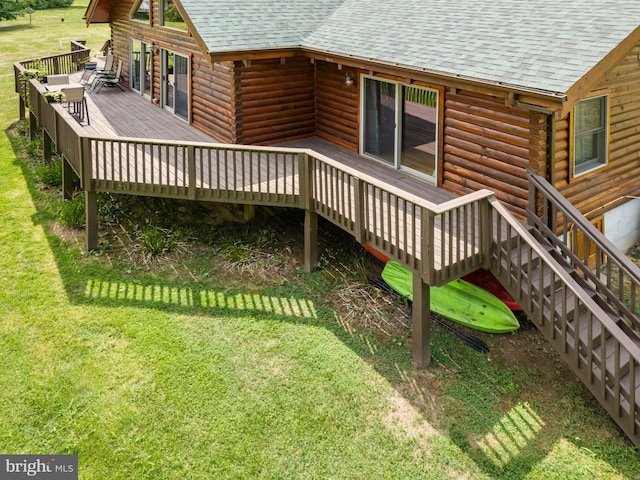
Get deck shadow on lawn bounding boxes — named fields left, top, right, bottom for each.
left=6, top=122, right=640, bottom=480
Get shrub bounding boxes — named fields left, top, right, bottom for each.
left=98, top=193, right=130, bottom=225
left=137, top=226, right=178, bottom=259
left=59, top=195, right=85, bottom=229
left=35, top=157, right=62, bottom=187
left=26, top=0, right=73, bottom=9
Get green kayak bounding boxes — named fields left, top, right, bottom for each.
left=381, top=261, right=519, bottom=334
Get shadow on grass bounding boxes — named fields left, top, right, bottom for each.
left=5, top=121, right=640, bottom=480
left=0, top=24, right=36, bottom=33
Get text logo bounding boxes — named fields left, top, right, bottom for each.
left=0, top=455, right=77, bottom=480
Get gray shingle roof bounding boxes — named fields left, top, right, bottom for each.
left=180, top=0, right=640, bottom=95
left=179, top=0, right=345, bottom=51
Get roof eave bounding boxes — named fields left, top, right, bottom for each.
left=84, top=0, right=113, bottom=25
left=303, top=46, right=568, bottom=108
left=206, top=44, right=567, bottom=107
left=561, top=24, right=640, bottom=117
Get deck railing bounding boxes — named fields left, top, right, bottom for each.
left=14, top=42, right=90, bottom=119
left=491, top=196, right=640, bottom=446
left=23, top=72, right=492, bottom=286
left=527, top=169, right=640, bottom=335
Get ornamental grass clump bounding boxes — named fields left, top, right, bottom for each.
left=58, top=195, right=85, bottom=229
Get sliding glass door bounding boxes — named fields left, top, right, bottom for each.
left=362, top=76, right=439, bottom=184
left=130, top=39, right=152, bottom=98
left=161, top=50, right=189, bottom=122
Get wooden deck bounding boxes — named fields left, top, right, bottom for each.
left=27, top=68, right=494, bottom=285
left=62, top=74, right=486, bottom=282
left=79, top=74, right=454, bottom=205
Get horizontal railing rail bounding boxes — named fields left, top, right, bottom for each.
left=491, top=197, right=640, bottom=445
left=527, top=169, right=640, bottom=335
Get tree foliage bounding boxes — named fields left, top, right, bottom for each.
left=26, top=0, right=73, bottom=8
left=0, top=0, right=73, bottom=21
left=0, top=0, right=27, bottom=21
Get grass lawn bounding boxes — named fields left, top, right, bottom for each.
left=1, top=2, right=640, bottom=479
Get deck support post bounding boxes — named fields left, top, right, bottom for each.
left=43, top=130, right=53, bottom=163
left=29, top=111, right=37, bottom=141
left=244, top=204, right=255, bottom=221
left=62, top=157, right=74, bottom=200
left=304, top=209, right=318, bottom=272
left=19, top=96, right=26, bottom=121
left=85, top=190, right=98, bottom=251
left=412, top=273, right=431, bottom=368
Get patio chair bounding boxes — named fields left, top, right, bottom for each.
left=47, top=74, right=70, bottom=85
left=61, top=86, right=90, bottom=125
left=91, top=60, right=124, bottom=93
left=94, top=53, right=114, bottom=76
left=79, top=69, right=95, bottom=86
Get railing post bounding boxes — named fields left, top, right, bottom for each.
left=298, top=152, right=312, bottom=210
left=481, top=196, right=492, bottom=269
left=422, top=208, right=435, bottom=285
left=412, top=273, right=431, bottom=368
left=353, top=178, right=366, bottom=244
left=81, top=137, right=91, bottom=192
left=188, top=145, right=197, bottom=200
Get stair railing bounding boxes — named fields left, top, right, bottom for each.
left=527, top=169, right=640, bottom=335
left=490, top=196, right=640, bottom=445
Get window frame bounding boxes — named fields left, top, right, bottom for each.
left=359, top=74, right=441, bottom=185
left=129, top=0, right=151, bottom=24
left=570, top=93, right=610, bottom=179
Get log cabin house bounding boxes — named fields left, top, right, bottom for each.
left=83, top=0, right=640, bottom=253
left=14, top=0, right=640, bottom=444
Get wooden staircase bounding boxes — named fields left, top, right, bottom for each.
left=488, top=171, right=640, bottom=447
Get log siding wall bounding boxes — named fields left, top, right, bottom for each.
left=236, top=57, right=315, bottom=145
left=315, top=62, right=360, bottom=152
left=442, top=89, right=537, bottom=218
left=554, top=41, right=640, bottom=218
left=110, top=0, right=236, bottom=143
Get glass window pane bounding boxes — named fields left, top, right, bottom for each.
left=131, top=41, right=141, bottom=92
left=174, top=55, right=189, bottom=121
left=363, top=78, right=396, bottom=165
left=132, top=0, right=150, bottom=21
left=573, top=96, right=607, bottom=175
left=401, top=86, right=437, bottom=179
left=162, top=0, right=187, bottom=30
left=144, top=45, right=152, bottom=97
left=574, top=96, right=604, bottom=134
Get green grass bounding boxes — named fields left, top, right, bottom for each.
left=1, top=2, right=640, bottom=479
